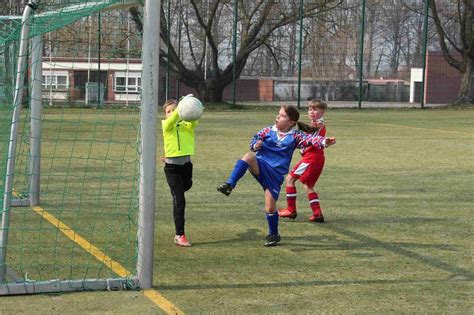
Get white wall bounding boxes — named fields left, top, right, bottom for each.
left=410, top=68, right=423, bottom=103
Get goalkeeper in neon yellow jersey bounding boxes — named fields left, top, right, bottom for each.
left=161, top=99, right=199, bottom=247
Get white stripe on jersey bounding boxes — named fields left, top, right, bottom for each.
left=293, top=162, right=309, bottom=176
left=309, top=199, right=320, bottom=204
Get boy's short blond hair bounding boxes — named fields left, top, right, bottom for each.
left=163, top=99, right=178, bottom=113
left=308, top=99, right=328, bottom=111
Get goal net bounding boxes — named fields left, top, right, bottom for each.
left=0, top=0, right=158, bottom=295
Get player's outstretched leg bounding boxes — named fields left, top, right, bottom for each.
left=217, top=159, right=249, bottom=196
left=217, top=182, right=233, bottom=196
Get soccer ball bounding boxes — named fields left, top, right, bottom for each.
left=177, top=95, right=203, bottom=121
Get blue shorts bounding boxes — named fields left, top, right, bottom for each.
left=251, top=158, right=284, bottom=201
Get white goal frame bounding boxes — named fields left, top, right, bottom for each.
left=0, top=0, right=160, bottom=295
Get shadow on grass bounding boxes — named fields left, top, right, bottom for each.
left=321, top=224, right=474, bottom=281
left=280, top=216, right=449, bottom=226
left=286, top=237, right=458, bottom=253
left=195, top=216, right=473, bottom=282
left=195, top=228, right=262, bottom=245
left=156, top=277, right=471, bottom=291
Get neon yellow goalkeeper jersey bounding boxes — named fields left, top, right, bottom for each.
left=162, top=110, right=199, bottom=158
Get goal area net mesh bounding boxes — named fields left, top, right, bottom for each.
left=0, top=0, right=145, bottom=294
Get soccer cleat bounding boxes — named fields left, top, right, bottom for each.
left=278, top=208, right=297, bottom=219
left=264, top=234, right=281, bottom=247
left=174, top=234, right=192, bottom=247
left=309, top=214, right=325, bottom=223
left=217, top=182, right=233, bottom=196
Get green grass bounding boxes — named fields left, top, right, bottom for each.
left=1, top=107, right=473, bottom=313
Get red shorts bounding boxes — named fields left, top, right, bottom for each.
left=289, top=157, right=325, bottom=188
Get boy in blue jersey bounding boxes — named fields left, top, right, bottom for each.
left=217, top=105, right=335, bottom=246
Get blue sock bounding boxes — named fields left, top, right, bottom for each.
left=226, top=159, right=249, bottom=188
left=266, top=212, right=279, bottom=235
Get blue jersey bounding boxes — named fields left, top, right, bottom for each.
left=249, top=125, right=324, bottom=176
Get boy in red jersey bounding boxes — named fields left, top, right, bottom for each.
left=278, top=100, right=330, bottom=222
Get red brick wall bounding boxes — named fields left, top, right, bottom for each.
left=426, top=51, right=462, bottom=104
left=258, top=79, right=274, bottom=101
left=222, top=79, right=259, bottom=101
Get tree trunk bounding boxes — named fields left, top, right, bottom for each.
left=194, top=78, right=225, bottom=102
left=456, top=56, right=473, bottom=104
left=205, top=81, right=224, bottom=102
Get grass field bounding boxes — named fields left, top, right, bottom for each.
left=1, top=107, right=473, bottom=314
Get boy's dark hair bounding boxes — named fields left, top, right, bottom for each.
left=163, top=99, right=178, bottom=112
left=308, top=99, right=328, bottom=110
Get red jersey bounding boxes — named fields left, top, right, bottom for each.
left=289, top=125, right=326, bottom=187
left=299, top=125, right=326, bottom=162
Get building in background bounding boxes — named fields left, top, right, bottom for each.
left=410, top=51, right=472, bottom=104
left=43, top=53, right=466, bottom=105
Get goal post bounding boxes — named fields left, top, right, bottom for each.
left=0, top=1, right=37, bottom=284
left=0, top=0, right=160, bottom=295
left=137, top=0, right=160, bottom=290
left=30, top=34, right=43, bottom=207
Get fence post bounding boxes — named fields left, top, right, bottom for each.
left=358, top=0, right=366, bottom=109
left=165, top=0, right=170, bottom=100
left=232, top=0, right=238, bottom=106
left=420, top=0, right=429, bottom=109
left=297, top=0, right=304, bottom=109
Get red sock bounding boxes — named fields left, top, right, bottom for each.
left=286, top=186, right=297, bottom=212
left=308, top=192, right=322, bottom=216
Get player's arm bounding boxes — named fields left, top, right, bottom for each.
left=162, top=110, right=180, bottom=132
left=294, top=130, right=335, bottom=149
left=319, top=125, right=326, bottom=137
left=293, top=130, right=319, bottom=149
left=184, top=119, right=199, bottom=130
left=249, top=126, right=271, bottom=151
left=324, top=137, right=336, bottom=147
left=189, top=120, right=199, bottom=129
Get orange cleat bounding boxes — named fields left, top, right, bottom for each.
left=174, top=234, right=192, bottom=247
left=278, top=208, right=297, bottom=219
left=309, top=214, right=324, bottom=223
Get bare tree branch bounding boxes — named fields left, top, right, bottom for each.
left=429, top=0, right=463, bottom=71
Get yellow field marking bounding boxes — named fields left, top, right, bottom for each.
left=26, top=205, right=183, bottom=314
left=31, top=206, right=131, bottom=278
left=144, top=289, right=184, bottom=315
left=340, top=118, right=474, bottom=136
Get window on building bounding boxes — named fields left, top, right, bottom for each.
left=114, top=73, right=141, bottom=93
left=42, top=72, right=69, bottom=91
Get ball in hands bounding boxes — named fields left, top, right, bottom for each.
left=177, top=95, right=203, bottom=121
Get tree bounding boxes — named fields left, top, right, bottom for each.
left=131, top=0, right=341, bottom=102
left=0, top=0, right=24, bottom=16
left=304, top=1, right=359, bottom=81
left=429, top=0, right=473, bottom=104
